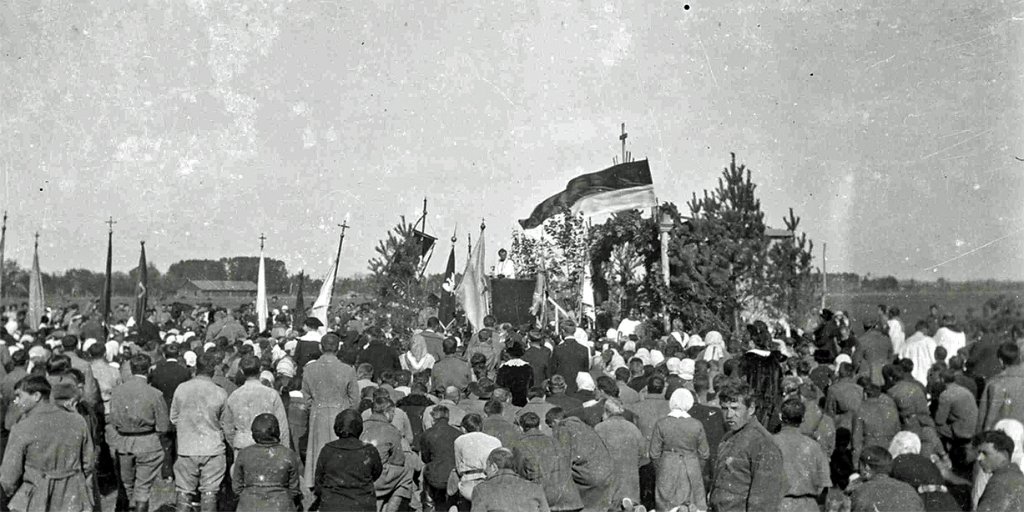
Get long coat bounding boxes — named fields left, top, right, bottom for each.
left=0, top=403, right=94, bottom=512
left=511, top=430, right=583, bottom=511
left=470, top=469, right=550, bottom=512
left=595, top=415, right=647, bottom=505
left=301, top=353, right=360, bottom=486
left=854, top=330, right=892, bottom=387
left=553, top=417, right=614, bottom=512
left=549, top=340, right=589, bottom=394
left=650, top=415, right=708, bottom=512
left=231, top=443, right=302, bottom=511
left=977, top=365, right=1024, bottom=432
left=851, top=396, right=900, bottom=461
left=824, top=378, right=863, bottom=431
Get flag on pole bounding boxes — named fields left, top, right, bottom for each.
left=28, top=237, right=44, bottom=330
left=310, top=260, right=337, bottom=327
left=293, top=271, right=306, bottom=330
left=102, top=228, right=113, bottom=325
left=439, top=245, right=456, bottom=325
left=0, top=213, right=7, bottom=302
left=256, top=248, right=268, bottom=332
left=133, top=242, right=148, bottom=324
left=580, top=256, right=596, bottom=327
left=518, top=160, right=656, bottom=229
left=530, top=261, right=546, bottom=317
left=456, top=233, right=489, bottom=331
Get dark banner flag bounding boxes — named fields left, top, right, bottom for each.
left=102, top=227, right=113, bottom=326
left=439, top=246, right=456, bottom=325
left=134, top=241, right=147, bottom=324
left=293, top=271, right=306, bottom=330
left=518, top=159, right=656, bottom=229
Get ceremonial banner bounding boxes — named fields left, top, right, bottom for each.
left=28, top=240, right=44, bottom=330
left=530, top=263, right=546, bottom=317
left=133, top=242, right=148, bottom=323
left=439, top=245, right=456, bottom=325
left=580, top=257, right=596, bottom=326
left=519, top=160, right=656, bottom=229
left=456, top=234, right=489, bottom=331
left=256, top=249, right=268, bottom=332
left=293, top=271, right=306, bottom=330
left=310, top=260, right=336, bottom=327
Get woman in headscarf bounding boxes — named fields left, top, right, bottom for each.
left=649, top=388, right=710, bottom=512
left=232, top=414, right=303, bottom=511
left=314, top=409, right=383, bottom=511
left=888, top=431, right=960, bottom=512
left=701, top=331, right=727, bottom=362
left=400, top=334, right=435, bottom=373
left=971, top=418, right=1024, bottom=509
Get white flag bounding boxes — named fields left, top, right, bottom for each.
left=257, top=249, right=268, bottom=332
left=456, top=233, right=489, bottom=331
left=310, top=259, right=337, bottom=327
left=28, top=242, right=44, bottom=330
left=581, top=256, right=596, bottom=326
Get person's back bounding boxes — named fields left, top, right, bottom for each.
left=851, top=473, right=924, bottom=512
left=550, top=326, right=589, bottom=394
left=511, top=413, right=583, bottom=512
left=151, top=351, right=191, bottom=408
left=824, top=371, right=863, bottom=431
left=222, top=355, right=290, bottom=451
left=774, top=399, right=831, bottom=512
left=471, top=448, right=551, bottom=512
left=852, top=387, right=900, bottom=460
left=855, top=328, right=892, bottom=386
left=978, top=343, right=1024, bottom=432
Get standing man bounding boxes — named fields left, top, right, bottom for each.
left=851, top=383, right=900, bottom=462
left=170, top=352, right=229, bottom=512
left=773, top=399, right=830, bottom=512
left=708, top=379, right=787, bottom=512
left=977, top=342, right=1024, bottom=432
left=0, top=375, right=95, bottom=511
left=854, top=322, right=893, bottom=387
left=358, top=327, right=401, bottom=382
left=151, top=342, right=191, bottom=479
left=110, top=354, right=169, bottom=512
left=549, top=323, right=589, bottom=395
left=220, top=355, right=289, bottom=453
left=302, top=333, right=361, bottom=490
left=492, top=249, right=516, bottom=279
left=292, top=317, right=324, bottom=369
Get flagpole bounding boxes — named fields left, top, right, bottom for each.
left=103, top=217, right=115, bottom=327
left=257, top=233, right=268, bottom=332
left=0, top=211, right=7, bottom=302
left=329, top=220, right=349, bottom=314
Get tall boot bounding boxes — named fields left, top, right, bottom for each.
left=199, top=491, right=218, bottom=512
left=175, top=492, right=193, bottom=512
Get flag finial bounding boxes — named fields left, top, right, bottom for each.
left=105, top=216, right=116, bottom=234
left=480, top=218, right=486, bottom=232
left=259, top=232, right=266, bottom=251
left=33, top=231, right=39, bottom=250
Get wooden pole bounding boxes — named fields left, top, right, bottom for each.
left=821, top=242, right=828, bottom=310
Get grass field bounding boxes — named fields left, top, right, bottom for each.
left=826, top=289, right=1024, bottom=328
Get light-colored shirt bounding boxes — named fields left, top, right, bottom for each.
left=221, top=379, right=290, bottom=451
left=494, top=259, right=516, bottom=278
left=454, top=431, right=502, bottom=481
left=91, top=358, right=123, bottom=415
left=170, top=375, right=228, bottom=457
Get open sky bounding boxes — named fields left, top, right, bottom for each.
left=2, top=0, right=1023, bottom=281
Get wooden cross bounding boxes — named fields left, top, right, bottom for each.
left=338, top=220, right=349, bottom=239
left=619, top=123, right=628, bottom=163
left=259, top=233, right=266, bottom=251
left=33, top=231, right=39, bottom=249
left=105, top=216, right=117, bottom=234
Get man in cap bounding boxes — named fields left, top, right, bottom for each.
left=848, top=446, right=924, bottom=512
left=220, top=355, right=289, bottom=453
left=0, top=375, right=94, bottom=511
left=170, top=352, right=229, bottom=512
left=109, top=354, right=169, bottom=512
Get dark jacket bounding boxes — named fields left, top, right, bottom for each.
left=689, top=402, right=726, bottom=464
left=397, top=393, right=434, bottom=442
left=481, top=415, right=521, bottom=447
left=852, top=395, right=900, bottom=461
left=709, top=417, right=787, bottom=512
left=977, top=365, right=1024, bottom=432
left=150, top=359, right=191, bottom=408
left=232, top=443, right=302, bottom=512
left=522, top=346, right=551, bottom=390
left=358, top=342, right=401, bottom=382
left=314, top=437, right=383, bottom=511
left=496, top=361, right=534, bottom=407
left=549, top=340, right=589, bottom=394
left=977, top=464, right=1024, bottom=512
left=294, top=339, right=321, bottom=369
left=470, top=469, right=550, bottom=512
left=419, top=422, right=461, bottom=490
left=850, top=474, right=924, bottom=512
left=511, top=430, right=583, bottom=511
left=854, top=329, right=893, bottom=387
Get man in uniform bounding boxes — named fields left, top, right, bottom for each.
left=220, top=355, right=289, bottom=453
left=170, top=352, right=229, bottom=512
left=0, top=375, right=95, bottom=512
left=110, top=354, right=169, bottom=512
left=708, top=379, right=787, bottom=512
left=773, top=398, right=830, bottom=512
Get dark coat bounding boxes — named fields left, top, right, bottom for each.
left=854, top=329, right=893, bottom=387
left=511, top=430, right=583, bottom=511
left=396, top=393, right=433, bottom=442
left=522, top=346, right=551, bottom=389
left=481, top=415, right=521, bottom=447
left=496, top=362, right=534, bottom=407
left=546, top=394, right=583, bottom=414
left=851, top=395, right=900, bottom=461
left=232, top=443, right=302, bottom=511
left=977, top=365, right=1024, bottom=432
left=689, top=403, right=726, bottom=465
left=553, top=417, right=614, bottom=512
left=357, top=342, right=401, bottom=381
left=470, top=469, right=550, bottom=512
left=977, top=464, right=1024, bottom=512
left=736, top=351, right=787, bottom=432
left=419, top=422, right=460, bottom=491
left=314, top=437, right=383, bottom=512
left=709, top=417, right=786, bottom=512
left=824, top=377, right=863, bottom=431
left=293, top=339, right=321, bottom=369
left=150, top=359, right=191, bottom=408
left=850, top=474, right=924, bottom=512
left=549, top=340, right=589, bottom=394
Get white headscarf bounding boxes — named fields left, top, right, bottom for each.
left=576, top=372, right=596, bottom=392
left=666, top=357, right=682, bottom=376
left=649, top=349, right=665, bottom=367
left=685, top=334, right=704, bottom=349
left=995, top=419, right=1024, bottom=471
left=635, top=348, right=651, bottom=366
left=668, top=388, right=694, bottom=418
left=703, top=331, right=726, bottom=362
left=888, top=431, right=921, bottom=458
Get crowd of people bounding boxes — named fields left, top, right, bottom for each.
left=0, top=298, right=1020, bottom=512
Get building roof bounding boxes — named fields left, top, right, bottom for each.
left=187, top=280, right=258, bottom=291
left=765, top=228, right=795, bottom=239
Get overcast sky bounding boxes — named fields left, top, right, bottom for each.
left=2, top=0, right=1023, bottom=281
